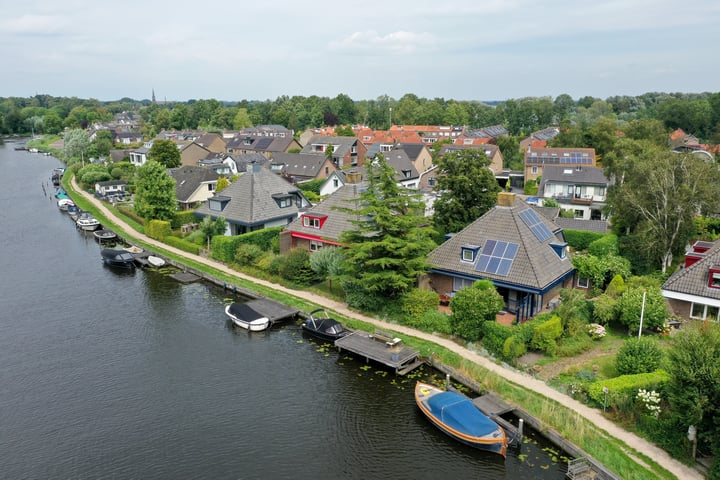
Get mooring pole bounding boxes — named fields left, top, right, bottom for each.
left=445, top=373, right=451, bottom=390
left=517, top=418, right=524, bottom=444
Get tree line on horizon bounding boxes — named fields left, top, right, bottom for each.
left=2, top=91, right=720, bottom=144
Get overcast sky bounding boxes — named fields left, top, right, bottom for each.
left=2, top=1, right=719, bottom=103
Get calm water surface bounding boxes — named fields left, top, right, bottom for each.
left=0, top=140, right=567, bottom=479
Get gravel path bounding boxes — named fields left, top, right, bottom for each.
left=74, top=179, right=703, bottom=480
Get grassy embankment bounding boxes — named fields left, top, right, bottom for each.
left=63, top=173, right=678, bottom=480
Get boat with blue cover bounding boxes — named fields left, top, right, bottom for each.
left=415, top=382, right=508, bottom=457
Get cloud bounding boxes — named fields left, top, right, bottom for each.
left=328, top=30, right=436, bottom=55
left=1, top=14, right=68, bottom=35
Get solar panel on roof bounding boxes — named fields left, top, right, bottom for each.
left=475, top=240, right=519, bottom=276
left=519, top=209, right=554, bottom=242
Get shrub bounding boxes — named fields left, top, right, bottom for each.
left=343, top=280, right=385, bottom=312
left=163, top=235, right=200, bottom=255
left=481, top=321, right=514, bottom=358
left=588, top=370, right=670, bottom=411
left=605, top=274, right=626, bottom=298
left=587, top=234, right=619, bottom=257
left=255, top=252, right=279, bottom=273
left=615, top=337, right=664, bottom=375
left=402, top=309, right=452, bottom=335
left=400, top=289, right=440, bottom=320
left=587, top=323, right=607, bottom=340
left=172, top=210, right=198, bottom=229
left=116, top=205, right=145, bottom=225
left=531, top=315, right=563, bottom=355
left=503, top=335, right=527, bottom=360
left=146, top=219, right=171, bottom=240
left=592, top=294, right=617, bottom=325
left=555, top=332, right=594, bottom=357
left=449, top=282, right=504, bottom=341
left=235, top=243, right=265, bottom=266
left=564, top=229, right=605, bottom=251
left=185, top=229, right=206, bottom=246
left=617, top=287, right=668, bottom=332
left=279, top=248, right=316, bottom=285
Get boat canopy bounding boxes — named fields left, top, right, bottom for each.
left=227, top=303, right=266, bottom=322
left=427, top=392, right=499, bottom=437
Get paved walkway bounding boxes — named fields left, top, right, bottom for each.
left=73, top=179, right=702, bottom=480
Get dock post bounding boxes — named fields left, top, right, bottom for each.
left=517, top=418, right=524, bottom=443
left=445, top=373, right=451, bottom=390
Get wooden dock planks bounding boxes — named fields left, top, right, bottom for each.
left=334, top=331, right=423, bottom=375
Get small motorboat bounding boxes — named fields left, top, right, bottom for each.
left=67, top=205, right=80, bottom=221
left=147, top=255, right=166, bottom=268
left=225, top=302, right=270, bottom=331
left=54, top=187, right=67, bottom=198
left=93, top=229, right=117, bottom=242
left=124, top=245, right=144, bottom=254
left=415, top=382, right=508, bottom=457
left=57, top=198, right=75, bottom=211
left=101, top=248, right=136, bottom=269
left=76, top=212, right=100, bottom=231
left=301, top=308, right=349, bottom=342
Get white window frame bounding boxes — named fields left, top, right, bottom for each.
left=577, top=277, right=589, bottom=288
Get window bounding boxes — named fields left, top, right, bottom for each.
left=428, top=177, right=436, bottom=187
left=452, top=277, right=475, bottom=291
left=711, top=272, right=720, bottom=288
left=461, top=246, right=478, bottom=262
left=278, top=197, right=292, bottom=208
left=208, top=183, right=214, bottom=191
left=333, top=179, right=339, bottom=188
left=574, top=209, right=584, bottom=219
left=310, top=240, right=323, bottom=251
left=303, top=216, right=320, bottom=228
left=691, top=303, right=720, bottom=321
left=577, top=277, right=589, bottom=288
left=531, top=166, right=538, bottom=174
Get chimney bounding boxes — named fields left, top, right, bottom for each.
left=497, top=191, right=516, bottom=207
left=346, top=171, right=361, bottom=184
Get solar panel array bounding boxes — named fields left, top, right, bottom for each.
left=531, top=152, right=592, bottom=164
left=475, top=240, right=519, bottom=276
left=519, top=209, right=554, bottom=242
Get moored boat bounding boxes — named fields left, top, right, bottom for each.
left=224, top=302, right=270, bottom=331
left=415, top=382, right=508, bottom=457
left=57, top=198, right=75, bottom=211
left=76, top=212, right=100, bottom=231
left=67, top=204, right=80, bottom=221
left=101, top=248, right=136, bottom=269
left=93, top=229, right=117, bottom=242
left=301, top=308, right=349, bottom=342
left=147, top=255, right=166, bottom=267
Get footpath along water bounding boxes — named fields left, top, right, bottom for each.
left=0, top=141, right=568, bottom=479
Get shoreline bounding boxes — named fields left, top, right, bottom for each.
left=65, top=173, right=703, bottom=480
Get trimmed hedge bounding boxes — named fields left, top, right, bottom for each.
left=588, top=370, right=670, bottom=410
left=163, top=236, right=201, bottom=255
left=172, top=210, right=198, bottom=229
left=146, top=219, right=171, bottom=240
left=116, top=205, right=145, bottom=225
left=564, top=229, right=606, bottom=251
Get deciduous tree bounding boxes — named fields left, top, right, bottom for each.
left=134, top=160, right=176, bottom=221
left=432, top=148, right=501, bottom=235
left=148, top=138, right=181, bottom=168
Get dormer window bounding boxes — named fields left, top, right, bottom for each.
left=272, top=193, right=294, bottom=208
left=709, top=266, right=720, bottom=289
left=208, top=195, right=230, bottom=212
left=550, top=241, right=568, bottom=259
left=302, top=214, right=327, bottom=229
left=461, top=245, right=480, bottom=263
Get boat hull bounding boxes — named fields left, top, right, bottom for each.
left=415, top=382, right=507, bottom=457
left=101, top=249, right=135, bottom=269
left=225, top=304, right=270, bottom=332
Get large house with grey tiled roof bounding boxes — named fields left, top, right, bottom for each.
left=279, top=180, right=366, bottom=254
left=168, top=166, right=220, bottom=210
left=269, top=152, right=338, bottom=183
left=662, top=240, right=720, bottom=321
left=427, top=192, right=575, bottom=322
left=225, top=135, right=301, bottom=158
left=194, top=164, right=310, bottom=235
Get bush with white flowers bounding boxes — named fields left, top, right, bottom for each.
left=587, top=323, right=607, bottom=340
left=636, top=389, right=661, bottom=418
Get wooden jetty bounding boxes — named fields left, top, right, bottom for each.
left=334, top=330, right=425, bottom=375
left=471, top=392, right=521, bottom=444
left=243, top=298, right=300, bottom=326
left=170, top=271, right=201, bottom=283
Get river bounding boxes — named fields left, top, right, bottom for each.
left=0, top=140, right=567, bottom=479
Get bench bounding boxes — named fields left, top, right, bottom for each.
left=372, top=329, right=402, bottom=347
